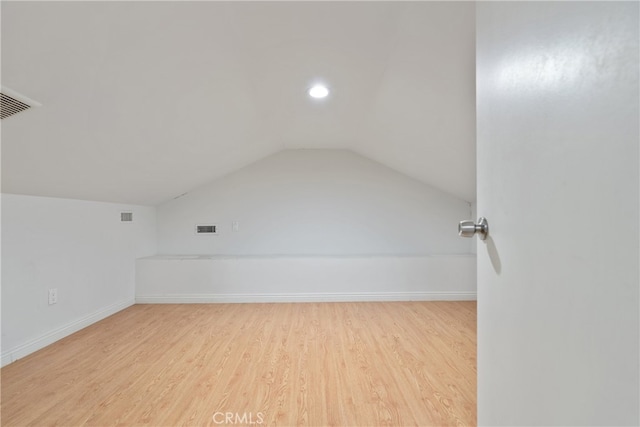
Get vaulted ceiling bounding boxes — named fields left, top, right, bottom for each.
left=1, top=1, right=476, bottom=206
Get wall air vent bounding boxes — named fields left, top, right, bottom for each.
left=0, top=87, right=41, bottom=120
left=196, top=224, right=218, bottom=235
left=121, top=211, right=133, bottom=222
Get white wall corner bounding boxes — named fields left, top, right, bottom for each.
left=1, top=298, right=134, bottom=367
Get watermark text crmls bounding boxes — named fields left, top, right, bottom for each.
left=212, top=412, right=265, bottom=425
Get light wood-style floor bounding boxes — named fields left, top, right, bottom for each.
left=1, top=302, right=476, bottom=426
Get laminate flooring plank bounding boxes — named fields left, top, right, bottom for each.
left=1, top=301, right=476, bottom=426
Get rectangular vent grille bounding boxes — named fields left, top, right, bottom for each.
left=196, top=224, right=217, bottom=234
left=1, top=93, right=31, bottom=119
left=121, top=212, right=133, bottom=222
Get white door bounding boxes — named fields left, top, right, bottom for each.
left=476, top=2, right=639, bottom=426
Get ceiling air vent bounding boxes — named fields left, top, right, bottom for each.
left=1, top=94, right=30, bottom=119
left=0, top=87, right=41, bottom=120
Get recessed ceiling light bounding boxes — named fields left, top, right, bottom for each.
left=308, top=84, right=329, bottom=99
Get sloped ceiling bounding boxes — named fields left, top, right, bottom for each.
left=1, top=2, right=476, bottom=206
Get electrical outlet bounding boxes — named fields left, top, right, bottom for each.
left=232, top=221, right=239, bottom=232
left=48, top=288, right=58, bottom=305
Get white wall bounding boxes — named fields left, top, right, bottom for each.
left=152, top=150, right=475, bottom=302
left=136, top=254, right=476, bottom=303
left=477, top=2, right=639, bottom=425
left=157, top=149, right=473, bottom=256
left=1, top=194, right=156, bottom=365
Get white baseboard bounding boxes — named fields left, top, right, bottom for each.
left=135, top=292, right=476, bottom=304
left=1, top=298, right=135, bottom=367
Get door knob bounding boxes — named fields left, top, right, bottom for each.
left=458, top=217, right=489, bottom=240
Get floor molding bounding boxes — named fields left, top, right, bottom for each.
left=135, top=292, right=477, bottom=304
left=1, top=298, right=135, bottom=367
